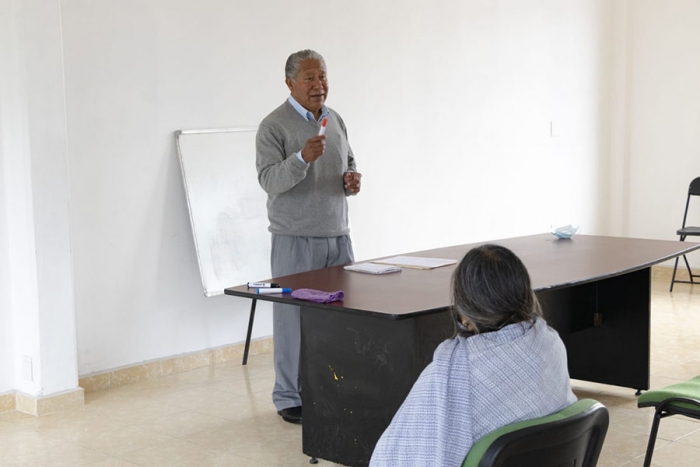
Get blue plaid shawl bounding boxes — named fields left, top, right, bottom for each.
left=370, top=318, right=577, bottom=466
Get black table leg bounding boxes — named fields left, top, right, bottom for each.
left=242, top=299, right=257, bottom=365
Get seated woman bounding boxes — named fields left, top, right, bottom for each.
left=369, top=244, right=576, bottom=466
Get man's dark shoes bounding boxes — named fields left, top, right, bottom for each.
left=278, top=406, right=302, bottom=424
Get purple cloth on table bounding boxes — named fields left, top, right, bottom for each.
left=291, top=288, right=345, bottom=303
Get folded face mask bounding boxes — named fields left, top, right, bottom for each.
left=551, top=224, right=580, bottom=239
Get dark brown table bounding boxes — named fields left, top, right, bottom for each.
left=225, top=234, right=700, bottom=467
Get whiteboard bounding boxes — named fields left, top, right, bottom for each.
left=175, top=128, right=271, bottom=297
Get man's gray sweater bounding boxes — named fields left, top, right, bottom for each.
left=256, top=100, right=356, bottom=237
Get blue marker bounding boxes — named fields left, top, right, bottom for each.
left=256, top=287, right=292, bottom=295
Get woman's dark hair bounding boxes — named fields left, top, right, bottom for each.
left=451, top=244, right=541, bottom=336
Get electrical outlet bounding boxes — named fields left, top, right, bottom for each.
left=22, top=355, right=33, bottom=381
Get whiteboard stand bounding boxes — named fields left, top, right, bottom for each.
left=175, top=127, right=270, bottom=366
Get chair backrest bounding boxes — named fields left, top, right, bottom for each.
left=681, top=177, right=700, bottom=228
left=690, top=177, right=700, bottom=197
left=462, top=399, right=609, bottom=467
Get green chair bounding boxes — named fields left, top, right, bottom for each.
left=463, top=399, right=609, bottom=467
left=637, top=376, right=700, bottom=467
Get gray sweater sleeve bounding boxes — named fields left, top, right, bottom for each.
left=336, top=114, right=358, bottom=197
left=256, top=121, right=309, bottom=196
left=343, top=145, right=358, bottom=198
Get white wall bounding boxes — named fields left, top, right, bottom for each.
left=23, top=0, right=79, bottom=396
left=341, top=1, right=612, bottom=259
left=0, top=0, right=20, bottom=392
left=61, top=0, right=284, bottom=375
left=626, top=0, right=700, bottom=241
left=0, top=0, right=78, bottom=396
left=603, top=0, right=633, bottom=237
left=0, top=0, right=694, bottom=391
left=57, top=0, right=616, bottom=375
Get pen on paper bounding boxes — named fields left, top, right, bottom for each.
left=248, top=282, right=281, bottom=288
left=318, top=117, right=328, bottom=136
left=256, top=288, right=292, bottom=295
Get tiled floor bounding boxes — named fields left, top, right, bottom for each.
left=1, top=276, right=699, bottom=466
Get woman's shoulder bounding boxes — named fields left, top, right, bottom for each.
left=431, top=318, right=561, bottom=364
left=431, top=336, right=464, bottom=360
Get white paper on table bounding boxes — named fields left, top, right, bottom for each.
left=371, top=255, right=457, bottom=270
left=344, top=263, right=402, bottom=275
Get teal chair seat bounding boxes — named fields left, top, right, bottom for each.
left=463, top=399, right=609, bottom=467
left=637, top=376, right=700, bottom=467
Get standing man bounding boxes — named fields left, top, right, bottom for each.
left=256, top=50, right=362, bottom=424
